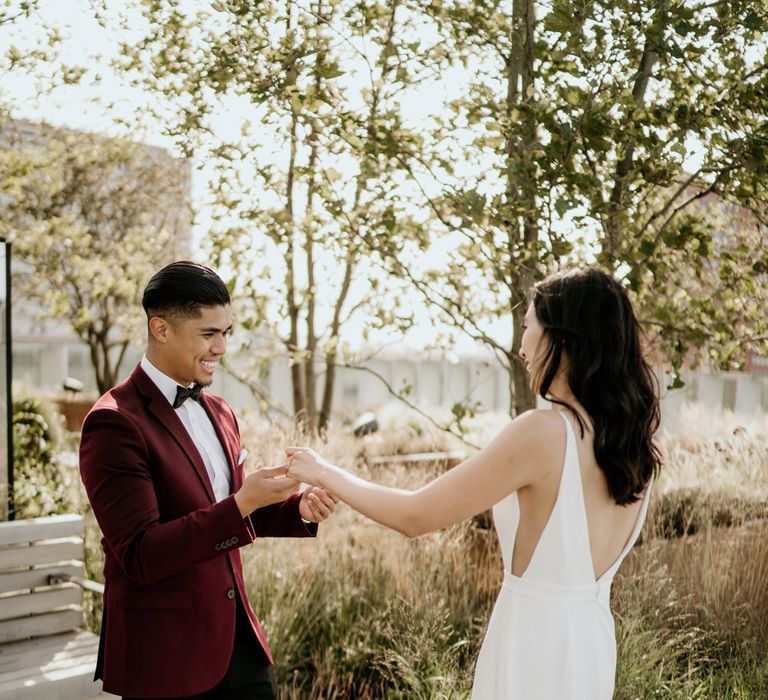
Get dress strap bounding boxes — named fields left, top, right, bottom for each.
left=598, top=478, right=654, bottom=584
left=557, top=411, right=582, bottom=490
left=556, top=410, right=598, bottom=580
left=557, top=411, right=577, bottom=460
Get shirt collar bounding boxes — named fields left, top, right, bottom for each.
left=140, top=354, right=192, bottom=408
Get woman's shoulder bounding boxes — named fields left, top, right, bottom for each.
left=511, top=408, right=568, bottom=435
left=488, top=409, right=568, bottom=484
left=493, top=409, right=568, bottom=454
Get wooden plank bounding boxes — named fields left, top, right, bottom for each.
left=0, top=631, right=99, bottom=674
left=0, top=643, right=99, bottom=681
left=0, top=563, right=85, bottom=595
left=0, top=609, right=83, bottom=645
left=0, top=586, right=82, bottom=622
left=0, top=631, right=99, bottom=690
left=0, top=632, right=108, bottom=699
left=0, top=663, right=103, bottom=700
left=0, top=541, right=83, bottom=572
left=0, top=517, right=83, bottom=547
left=0, top=641, right=99, bottom=682
left=47, top=575, right=103, bottom=596
left=0, top=675, right=100, bottom=700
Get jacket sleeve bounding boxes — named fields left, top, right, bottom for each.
left=247, top=493, right=318, bottom=538
left=223, top=402, right=318, bottom=539
left=80, top=407, right=255, bottom=586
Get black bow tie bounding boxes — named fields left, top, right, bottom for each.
left=173, top=384, right=203, bottom=409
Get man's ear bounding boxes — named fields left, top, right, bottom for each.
left=148, top=316, right=171, bottom=344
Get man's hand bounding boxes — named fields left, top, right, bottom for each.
left=299, top=487, right=339, bottom=523
left=234, top=465, right=300, bottom=517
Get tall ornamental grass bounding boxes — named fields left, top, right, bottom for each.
left=239, top=406, right=768, bottom=699
left=60, top=403, right=767, bottom=698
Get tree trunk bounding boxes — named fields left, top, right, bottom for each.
left=318, top=250, right=355, bottom=434
left=604, top=0, right=669, bottom=261
left=87, top=331, right=119, bottom=396
left=511, top=307, right=533, bottom=415
left=505, top=0, right=537, bottom=415
left=302, top=16, right=325, bottom=434
left=284, top=8, right=305, bottom=427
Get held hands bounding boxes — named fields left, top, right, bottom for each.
left=286, top=447, right=340, bottom=523
left=298, top=486, right=338, bottom=523
left=284, top=447, right=329, bottom=487
left=234, top=464, right=299, bottom=517
left=232, top=458, right=339, bottom=523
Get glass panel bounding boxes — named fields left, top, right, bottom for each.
left=0, top=242, right=8, bottom=520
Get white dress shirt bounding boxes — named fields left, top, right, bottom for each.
left=141, top=355, right=232, bottom=502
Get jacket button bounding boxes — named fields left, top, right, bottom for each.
left=226, top=588, right=235, bottom=600
left=214, top=543, right=221, bottom=551
left=231, top=536, right=239, bottom=545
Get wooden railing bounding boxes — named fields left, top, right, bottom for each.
left=0, top=514, right=112, bottom=699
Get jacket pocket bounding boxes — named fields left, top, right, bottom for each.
left=122, top=589, right=193, bottom=609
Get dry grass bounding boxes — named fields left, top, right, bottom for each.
left=238, top=405, right=768, bottom=698
left=53, top=402, right=768, bottom=698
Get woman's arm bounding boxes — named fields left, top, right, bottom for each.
left=286, top=409, right=564, bottom=537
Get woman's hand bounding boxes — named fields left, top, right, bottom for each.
left=285, top=446, right=330, bottom=487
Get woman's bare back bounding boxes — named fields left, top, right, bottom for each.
left=511, top=410, right=644, bottom=580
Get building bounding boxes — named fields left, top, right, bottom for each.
left=3, top=118, right=192, bottom=395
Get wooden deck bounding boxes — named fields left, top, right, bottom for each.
left=0, top=630, right=113, bottom=698
left=0, top=515, right=116, bottom=699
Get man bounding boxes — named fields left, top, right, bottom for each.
left=79, top=261, right=335, bottom=699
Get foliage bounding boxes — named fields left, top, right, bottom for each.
left=113, top=0, right=452, bottom=433
left=0, top=0, right=85, bottom=111
left=377, top=0, right=768, bottom=409
left=107, top=0, right=768, bottom=423
left=11, top=394, right=70, bottom=518
left=0, top=122, right=191, bottom=393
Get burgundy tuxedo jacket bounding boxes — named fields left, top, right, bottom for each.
left=79, top=364, right=315, bottom=697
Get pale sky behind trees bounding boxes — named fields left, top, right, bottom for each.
left=0, top=1, right=719, bottom=357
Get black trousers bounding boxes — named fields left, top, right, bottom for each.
left=123, top=600, right=277, bottom=700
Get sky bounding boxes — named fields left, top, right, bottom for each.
left=1, top=1, right=516, bottom=358
left=1, top=1, right=741, bottom=360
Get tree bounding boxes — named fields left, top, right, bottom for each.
left=0, top=122, right=191, bottom=393
left=116, top=0, right=449, bottom=433
left=106, top=0, right=768, bottom=426
left=379, top=0, right=768, bottom=413
left=1, top=0, right=85, bottom=111
left=1, top=1, right=42, bottom=120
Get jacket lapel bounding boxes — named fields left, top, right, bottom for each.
left=130, top=366, right=217, bottom=504
left=199, top=394, right=241, bottom=492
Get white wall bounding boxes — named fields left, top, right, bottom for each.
left=14, top=337, right=768, bottom=431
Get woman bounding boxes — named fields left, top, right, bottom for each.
left=287, top=267, right=661, bottom=699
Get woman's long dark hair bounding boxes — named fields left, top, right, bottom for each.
left=531, top=267, right=661, bottom=505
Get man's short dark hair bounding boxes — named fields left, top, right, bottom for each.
left=142, top=261, right=231, bottom=320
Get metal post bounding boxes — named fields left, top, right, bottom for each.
left=2, top=240, right=12, bottom=520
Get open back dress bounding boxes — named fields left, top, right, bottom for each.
left=471, top=412, right=652, bottom=699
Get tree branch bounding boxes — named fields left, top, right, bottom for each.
left=220, top=357, right=291, bottom=419
left=338, top=363, right=480, bottom=450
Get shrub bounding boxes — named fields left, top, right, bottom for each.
left=11, top=394, right=70, bottom=518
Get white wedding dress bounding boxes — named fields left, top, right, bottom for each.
left=471, top=412, right=652, bottom=699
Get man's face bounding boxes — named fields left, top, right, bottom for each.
left=162, top=304, right=232, bottom=387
